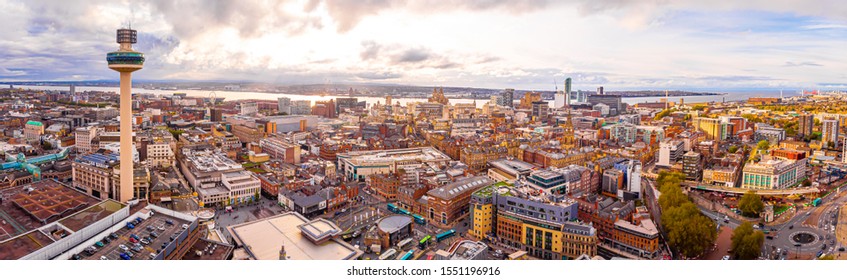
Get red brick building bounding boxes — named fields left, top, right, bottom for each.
left=368, top=173, right=402, bottom=200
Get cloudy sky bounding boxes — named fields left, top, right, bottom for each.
left=1, top=0, right=846, bottom=91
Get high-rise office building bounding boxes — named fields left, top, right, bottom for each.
left=498, top=88, right=514, bottom=107
left=106, top=27, right=144, bottom=203
left=277, top=97, right=291, bottom=114
left=531, top=101, right=549, bottom=121
left=555, top=78, right=572, bottom=108
left=587, top=94, right=622, bottom=116
left=596, top=86, right=604, bottom=95
left=554, top=91, right=566, bottom=108
left=822, top=119, right=839, bottom=148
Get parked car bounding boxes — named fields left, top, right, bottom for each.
left=125, top=251, right=134, bottom=258
left=95, top=241, right=105, bottom=247
left=119, top=253, right=130, bottom=260
left=100, top=256, right=109, bottom=260
left=165, top=219, right=174, bottom=225
left=119, top=244, right=129, bottom=251
left=129, top=237, right=138, bottom=243
left=110, top=233, right=119, bottom=239
left=721, top=255, right=731, bottom=260
left=71, top=254, right=81, bottom=260
left=157, top=225, right=165, bottom=231
left=141, top=239, right=150, bottom=245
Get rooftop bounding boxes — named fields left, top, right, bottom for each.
left=183, top=149, right=242, bottom=173
left=0, top=231, right=54, bottom=260
left=6, top=180, right=101, bottom=227
left=377, top=215, right=413, bottom=234
left=297, top=218, right=342, bottom=244
left=338, top=147, right=451, bottom=166
left=59, top=200, right=125, bottom=232
left=446, top=240, right=488, bottom=260
left=428, top=176, right=493, bottom=201
left=0, top=180, right=101, bottom=242
left=488, top=158, right=535, bottom=176
left=227, top=212, right=362, bottom=260
left=180, top=239, right=234, bottom=260
left=614, top=219, right=659, bottom=237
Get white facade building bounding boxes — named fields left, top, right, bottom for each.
left=656, top=140, right=684, bottom=168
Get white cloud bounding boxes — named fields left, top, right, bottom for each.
left=0, top=0, right=845, bottom=90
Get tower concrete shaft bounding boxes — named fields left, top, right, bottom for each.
left=119, top=71, right=133, bottom=202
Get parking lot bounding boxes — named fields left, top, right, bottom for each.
left=78, top=214, right=190, bottom=260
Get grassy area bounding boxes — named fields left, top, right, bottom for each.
left=493, top=181, right=513, bottom=187
left=774, top=205, right=791, bottom=215
left=242, top=162, right=260, bottom=168
left=247, top=167, right=265, bottom=173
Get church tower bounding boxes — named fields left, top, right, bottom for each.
left=560, top=107, right=577, bottom=150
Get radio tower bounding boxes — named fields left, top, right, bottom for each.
left=107, top=27, right=144, bottom=202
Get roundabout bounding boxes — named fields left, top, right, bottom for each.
left=790, top=231, right=817, bottom=245
left=772, top=226, right=828, bottom=256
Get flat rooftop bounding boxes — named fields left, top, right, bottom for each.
left=0, top=180, right=101, bottom=242
left=377, top=215, right=412, bottom=234
left=0, top=230, right=54, bottom=260
left=60, top=200, right=124, bottom=232
left=488, top=159, right=535, bottom=175
left=338, top=147, right=451, bottom=166
left=0, top=199, right=125, bottom=260
left=228, top=212, right=361, bottom=260
left=180, top=238, right=234, bottom=260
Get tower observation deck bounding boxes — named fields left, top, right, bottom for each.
left=107, top=29, right=145, bottom=72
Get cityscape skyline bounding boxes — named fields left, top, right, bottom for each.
left=4, top=2, right=847, bottom=264
left=0, top=0, right=845, bottom=91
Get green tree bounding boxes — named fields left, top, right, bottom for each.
left=654, top=109, right=674, bottom=120
left=659, top=186, right=689, bottom=210
left=819, top=255, right=836, bottom=260
left=731, top=222, right=764, bottom=260
left=168, top=128, right=185, bottom=140
left=757, top=140, right=770, bottom=150
left=728, top=146, right=739, bottom=153
left=663, top=203, right=718, bottom=258
left=802, top=179, right=812, bottom=187
left=691, top=104, right=707, bottom=111
left=738, top=191, right=764, bottom=217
